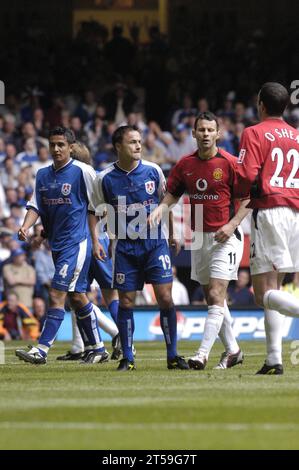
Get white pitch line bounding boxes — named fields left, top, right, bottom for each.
left=0, top=421, right=299, bottom=432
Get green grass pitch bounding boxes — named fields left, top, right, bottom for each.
left=0, top=340, right=299, bottom=450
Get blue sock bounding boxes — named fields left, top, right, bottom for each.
left=160, top=307, right=177, bottom=360
left=108, top=299, right=119, bottom=324
left=38, top=308, right=65, bottom=353
left=117, top=307, right=134, bottom=362
left=76, top=303, right=104, bottom=352
left=76, top=318, right=91, bottom=350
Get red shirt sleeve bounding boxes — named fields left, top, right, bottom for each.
left=235, top=127, right=262, bottom=198
left=167, top=161, right=186, bottom=198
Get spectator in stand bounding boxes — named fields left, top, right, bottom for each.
left=167, top=123, right=197, bottom=163
left=0, top=157, right=19, bottom=190
left=32, top=296, right=47, bottom=333
left=172, top=267, right=190, bottom=305
left=0, top=137, right=5, bottom=163
left=2, top=248, right=36, bottom=309
left=171, top=93, right=196, bottom=129
left=75, top=90, right=97, bottom=124
left=16, top=137, right=38, bottom=165
left=102, top=82, right=137, bottom=124
left=227, top=269, right=255, bottom=307
left=32, top=108, right=46, bottom=137
left=191, top=284, right=207, bottom=306
left=0, top=292, right=39, bottom=340
left=31, top=146, right=50, bottom=176
left=142, top=131, right=168, bottom=166
left=70, top=116, right=88, bottom=143
left=31, top=224, right=55, bottom=304
left=2, top=114, right=18, bottom=144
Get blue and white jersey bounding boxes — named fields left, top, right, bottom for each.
left=89, top=160, right=166, bottom=239
left=27, top=159, right=96, bottom=251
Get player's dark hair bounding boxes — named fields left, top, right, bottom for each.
left=49, top=126, right=76, bottom=144
left=194, top=112, right=219, bottom=130
left=112, top=125, right=140, bottom=151
left=259, top=82, right=289, bottom=116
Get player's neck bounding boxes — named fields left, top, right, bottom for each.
left=261, top=113, right=283, bottom=122
left=197, top=146, right=217, bottom=160
left=53, top=157, right=71, bottom=171
left=117, top=158, right=140, bottom=172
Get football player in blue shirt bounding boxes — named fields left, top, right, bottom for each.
left=89, top=125, right=189, bottom=371
left=15, top=127, right=108, bottom=365
left=55, top=142, right=122, bottom=361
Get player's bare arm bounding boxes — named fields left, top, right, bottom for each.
left=214, top=198, right=250, bottom=243
left=148, top=192, right=179, bottom=228
left=88, top=212, right=106, bottom=261
left=18, top=208, right=40, bottom=241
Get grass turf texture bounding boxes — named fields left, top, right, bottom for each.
left=0, top=340, right=299, bottom=450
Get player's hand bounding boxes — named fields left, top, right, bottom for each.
left=18, top=227, right=28, bottom=241
left=148, top=205, right=165, bottom=229
left=30, top=235, right=44, bottom=250
left=214, top=222, right=235, bottom=243
left=93, top=242, right=106, bottom=261
left=169, top=237, right=181, bottom=256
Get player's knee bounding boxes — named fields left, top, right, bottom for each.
left=119, top=294, right=134, bottom=310
left=69, top=292, right=86, bottom=310
left=207, top=287, right=223, bottom=305
left=49, top=289, right=65, bottom=309
left=157, top=293, right=173, bottom=309
left=254, top=292, right=264, bottom=308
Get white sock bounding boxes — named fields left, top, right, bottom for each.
left=198, top=305, right=224, bottom=359
left=70, top=311, right=84, bottom=354
left=218, top=301, right=239, bottom=354
left=93, top=304, right=118, bottom=339
left=264, top=290, right=299, bottom=318
left=264, top=309, right=284, bottom=366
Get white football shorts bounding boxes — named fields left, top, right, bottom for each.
left=191, top=227, right=244, bottom=285
left=250, top=206, right=299, bottom=275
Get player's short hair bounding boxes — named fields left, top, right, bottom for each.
left=194, top=112, right=219, bottom=130
left=49, top=126, right=76, bottom=144
left=71, top=142, right=92, bottom=165
left=259, top=82, right=289, bottom=116
left=112, top=125, right=140, bottom=150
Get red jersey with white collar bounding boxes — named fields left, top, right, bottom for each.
left=167, top=148, right=239, bottom=232
left=235, top=118, right=299, bottom=210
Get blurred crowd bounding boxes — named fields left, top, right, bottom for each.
left=1, top=21, right=299, bottom=338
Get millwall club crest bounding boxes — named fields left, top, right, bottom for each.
left=61, top=183, right=72, bottom=196
left=145, top=180, right=155, bottom=195
left=116, top=273, right=125, bottom=284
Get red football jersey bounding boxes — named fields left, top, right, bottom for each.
left=167, top=148, right=239, bottom=232
left=235, top=118, right=299, bottom=210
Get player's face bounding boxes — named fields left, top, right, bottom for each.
left=192, top=119, right=219, bottom=152
left=118, top=130, right=142, bottom=162
left=49, top=135, right=71, bottom=168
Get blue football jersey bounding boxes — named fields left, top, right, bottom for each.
left=27, top=159, right=96, bottom=251
left=89, top=160, right=166, bottom=239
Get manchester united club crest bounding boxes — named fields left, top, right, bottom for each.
left=61, top=183, right=72, bottom=196
left=116, top=273, right=125, bottom=284
left=213, top=168, right=223, bottom=181
left=145, top=180, right=155, bottom=195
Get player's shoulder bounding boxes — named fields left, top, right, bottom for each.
left=95, top=163, right=116, bottom=183
left=35, top=163, right=53, bottom=178
left=72, top=159, right=96, bottom=177
left=140, top=160, right=165, bottom=178
left=217, top=148, right=237, bottom=164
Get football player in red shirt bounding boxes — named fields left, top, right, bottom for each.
left=149, top=112, right=250, bottom=370
left=235, top=82, right=299, bottom=375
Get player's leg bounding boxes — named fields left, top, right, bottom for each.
left=201, top=285, right=242, bottom=369
left=112, top=241, right=139, bottom=370
left=152, top=282, right=189, bottom=370
left=56, top=310, right=85, bottom=360
left=189, top=278, right=228, bottom=370
left=16, top=287, right=67, bottom=364
left=101, top=288, right=122, bottom=360
left=252, top=271, right=285, bottom=374
left=117, top=290, right=136, bottom=370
